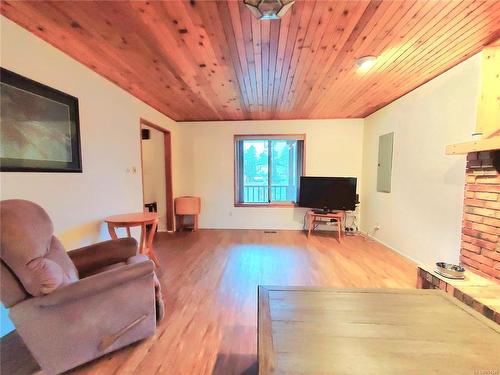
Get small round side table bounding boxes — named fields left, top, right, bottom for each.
left=104, top=212, right=160, bottom=267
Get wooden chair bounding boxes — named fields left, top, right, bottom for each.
left=175, top=196, right=201, bottom=231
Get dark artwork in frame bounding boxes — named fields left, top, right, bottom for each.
left=0, top=68, right=82, bottom=172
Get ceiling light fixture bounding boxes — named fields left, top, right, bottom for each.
left=244, top=0, right=295, bottom=20
left=356, top=56, right=377, bottom=72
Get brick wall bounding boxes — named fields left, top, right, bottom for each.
left=461, top=150, right=500, bottom=281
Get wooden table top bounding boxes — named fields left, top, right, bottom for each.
left=307, top=210, right=344, bottom=218
left=104, top=212, right=159, bottom=224
left=258, top=286, right=500, bottom=375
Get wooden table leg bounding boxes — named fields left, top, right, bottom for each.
left=338, top=215, right=343, bottom=242
left=307, top=214, right=312, bottom=238
left=126, top=227, right=131, bottom=238
left=145, top=220, right=160, bottom=267
left=178, top=215, right=184, bottom=232
left=108, top=223, right=118, bottom=240
left=139, top=223, right=146, bottom=254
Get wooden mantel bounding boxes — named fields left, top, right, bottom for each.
left=446, top=41, right=500, bottom=155
left=445, top=131, right=500, bottom=155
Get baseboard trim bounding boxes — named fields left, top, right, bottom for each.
left=359, top=230, right=420, bottom=265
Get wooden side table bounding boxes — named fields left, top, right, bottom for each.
left=104, top=212, right=160, bottom=267
left=306, top=210, right=344, bottom=241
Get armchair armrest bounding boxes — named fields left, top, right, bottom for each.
left=68, top=238, right=138, bottom=277
left=36, top=260, right=154, bottom=307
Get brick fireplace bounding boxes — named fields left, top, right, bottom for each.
left=461, top=150, right=500, bottom=280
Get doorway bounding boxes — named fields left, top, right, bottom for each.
left=140, top=118, right=174, bottom=232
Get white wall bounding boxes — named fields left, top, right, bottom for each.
left=181, top=119, right=364, bottom=230
left=361, top=53, right=481, bottom=265
left=0, top=17, right=189, bottom=249
left=141, top=125, right=167, bottom=231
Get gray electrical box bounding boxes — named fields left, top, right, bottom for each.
left=377, top=132, right=394, bottom=193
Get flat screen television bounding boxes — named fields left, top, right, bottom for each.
left=298, top=176, right=357, bottom=211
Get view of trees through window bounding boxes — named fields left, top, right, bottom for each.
left=242, top=139, right=299, bottom=203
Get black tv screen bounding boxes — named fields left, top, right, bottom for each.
left=299, top=176, right=357, bottom=211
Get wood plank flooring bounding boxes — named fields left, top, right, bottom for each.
left=1, top=230, right=416, bottom=375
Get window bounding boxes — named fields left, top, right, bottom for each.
left=234, top=135, right=305, bottom=206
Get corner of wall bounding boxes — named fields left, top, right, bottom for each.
left=358, top=53, right=481, bottom=265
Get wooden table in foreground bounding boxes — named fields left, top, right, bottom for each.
left=104, top=212, right=160, bottom=267
left=258, top=287, right=500, bottom=375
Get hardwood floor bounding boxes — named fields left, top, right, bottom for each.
left=1, top=230, right=417, bottom=375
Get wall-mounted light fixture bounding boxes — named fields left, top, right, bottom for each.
left=356, top=56, right=377, bottom=72
left=244, top=0, right=295, bottom=20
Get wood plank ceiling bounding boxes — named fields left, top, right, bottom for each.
left=1, top=1, right=499, bottom=121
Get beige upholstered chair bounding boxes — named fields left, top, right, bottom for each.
left=0, top=199, right=159, bottom=375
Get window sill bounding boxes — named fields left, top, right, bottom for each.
left=234, top=203, right=298, bottom=208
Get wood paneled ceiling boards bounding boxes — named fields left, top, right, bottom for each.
left=2, top=0, right=499, bottom=121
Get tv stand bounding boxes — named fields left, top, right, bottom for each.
left=306, top=210, right=344, bottom=242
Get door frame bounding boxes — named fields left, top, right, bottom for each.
left=139, top=118, right=174, bottom=232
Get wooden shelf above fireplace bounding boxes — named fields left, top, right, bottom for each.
left=445, top=134, right=500, bottom=155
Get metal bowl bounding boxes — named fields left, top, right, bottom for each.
left=435, top=262, right=465, bottom=278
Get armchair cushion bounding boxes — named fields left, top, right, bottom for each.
left=68, top=238, right=138, bottom=278
left=78, top=254, right=166, bottom=321
left=26, top=257, right=64, bottom=295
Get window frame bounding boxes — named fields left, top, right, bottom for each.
left=233, top=134, right=306, bottom=208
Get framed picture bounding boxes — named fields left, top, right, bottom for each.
left=0, top=68, right=82, bottom=172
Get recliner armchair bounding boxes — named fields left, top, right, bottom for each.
left=0, top=199, right=160, bottom=374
